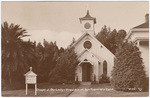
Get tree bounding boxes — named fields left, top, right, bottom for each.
left=69, top=37, right=76, bottom=47
left=49, top=47, right=79, bottom=84
left=111, top=42, right=146, bottom=91
left=36, top=40, right=59, bottom=83
left=107, top=29, right=117, bottom=54
left=2, top=22, right=36, bottom=89
left=96, top=25, right=110, bottom=49
left=36, top=42, right=44, bottom=61
left=115, top=29, right=126, bottom=46
left=96, top=26, right=127, bottom=54
left=59, top=47, right=65, bottom=54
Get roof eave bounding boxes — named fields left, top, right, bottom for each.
left=79, top=18, right=96, bottom=24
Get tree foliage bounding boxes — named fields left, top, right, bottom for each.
left=96, top=25, right=110, bottom=50
left=111, top=42, right=146, bottom=91
left=2, top=20, right=79, bottom=89
left=2, top=22, right=37, bottom=89
left=49, top=47, right=79, bottom=84
left=36, top=40, right=60, bottom=83
left=35, top=39, right=78, bottom=84
left=96, top=25, right=126, bottom=54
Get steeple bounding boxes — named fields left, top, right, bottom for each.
left=79, top=10, right=96, bottom=24
left=79, top=10, right=96, bottom=36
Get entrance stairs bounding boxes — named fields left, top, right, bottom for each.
left=80, top=82, right=91, bottom=85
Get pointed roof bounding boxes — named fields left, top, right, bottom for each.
left=133, top=22, right=149, bottom=29
left=71, top=32, right=115, bottom=57
left=77, top=49, right=103, bottom=61
left=24, top=67, right=37, bottom=76
left=79, top=10, right=96, bottom=24
left=133, top=14, right=149, bottom=29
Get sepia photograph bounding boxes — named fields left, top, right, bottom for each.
left=1, top=1, right=149, bottom=97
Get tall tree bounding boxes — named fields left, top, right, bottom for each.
left=111, top=42, right=146, bottom=91
left=96, top=26, right=127, bottom=54
left=2, top=22, right=36, bottom=89
left=107, top=29, right=117, bottom=54
left=96, top=25, right=110, bottom=49
left=49, top=47, right=79, bottom=84
left=36, top=40, right=59, bottom=83
left=115, top=29, right=127, bottom=46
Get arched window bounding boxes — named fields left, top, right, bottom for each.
left=103, top=60, right=107, bottom=75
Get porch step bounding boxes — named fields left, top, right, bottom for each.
left=80, top=82, right=91, bottom=85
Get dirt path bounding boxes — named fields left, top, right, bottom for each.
left=68, top=85, right=91, bottom=97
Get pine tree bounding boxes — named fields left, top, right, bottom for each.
left=111, top=42, right=146, bottom=91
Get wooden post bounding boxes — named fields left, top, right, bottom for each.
left=35, top=84, right=37, bottom=95
left=26, top=84, right=28, bottom=95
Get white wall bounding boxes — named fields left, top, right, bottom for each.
left=127, top=29, right=149, bottom=42
left=139, top=44, right=149, bottom=76
left=74, top=33, right=114, bottom=82
left=126, top=28, right=149, bottom=77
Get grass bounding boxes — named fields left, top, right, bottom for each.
left=2, top=83, right=79, bottom=97
left=86, top=83, right=149, bottom=97
left=2, top=83, right=149, bottom=97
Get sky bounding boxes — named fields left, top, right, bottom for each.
left=1, top=1, right=149, bottom=48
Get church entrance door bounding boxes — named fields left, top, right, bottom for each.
left=82, top=62, right=92, bottom=82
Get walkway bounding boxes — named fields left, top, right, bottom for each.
left=68, top=85, right=91, bottom=97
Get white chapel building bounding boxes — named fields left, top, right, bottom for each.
left=125, top=14, right=149, bottom=77
left=71, top=11, right=115, bottom=83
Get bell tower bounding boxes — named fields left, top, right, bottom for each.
left=79, top=10, right=96, bottom=36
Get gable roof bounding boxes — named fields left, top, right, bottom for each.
left=71, top=32, right=115, bottom=57
left=24, top=71, right=37, bottom=76
left=77, top=49, right=103, bottom=61
left=24, top=67, right=37, bottom=76
left=78, top=60, right=94, bottom=66
left=133, top=22, right=149, bottom=29
left=125, top=21, right=149, bottom=40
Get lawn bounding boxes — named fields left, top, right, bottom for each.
left=2, top=83, right=79, bottom=97
left=2, top=83, right=149, bottom=97
left=87, top=83, right=149, bottom=97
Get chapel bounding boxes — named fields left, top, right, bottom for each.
left=71, top=10, right=115, bottom=84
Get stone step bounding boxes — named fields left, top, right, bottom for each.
left=80, top=82, right=91, bottom=85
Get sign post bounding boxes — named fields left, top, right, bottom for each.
left=26, top=84, right=28, bottom=95
left=24, top=67, right=37, bottom=95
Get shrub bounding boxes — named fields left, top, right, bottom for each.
left=111, top=42, right=146, bottom=91
left=99, top=74, right=110, bottom=84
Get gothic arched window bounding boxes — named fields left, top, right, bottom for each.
left=103, top=60, right=107, bottom=75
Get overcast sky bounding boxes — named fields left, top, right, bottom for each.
left=2, top=1, right=149, bottom=48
